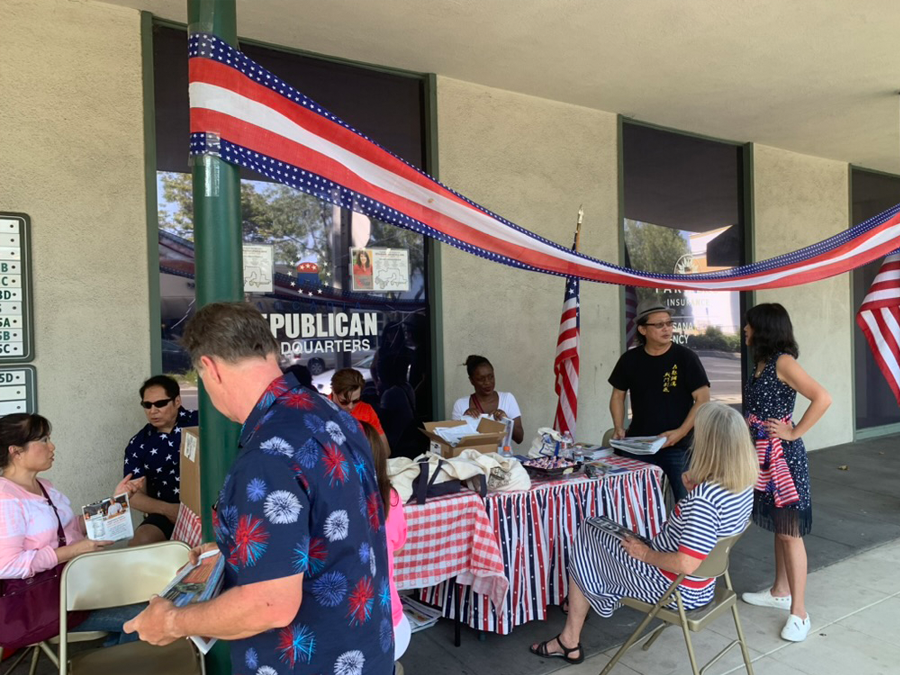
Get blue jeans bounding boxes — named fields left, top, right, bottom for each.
left=75, top=602, right=146, bottom=646
left=616, top=443, right=691, bottom=504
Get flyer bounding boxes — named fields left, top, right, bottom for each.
left=350, top=247, right=410, bottom=292
left=82, top=493, right=134, bottom=542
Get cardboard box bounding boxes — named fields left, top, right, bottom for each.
left=179, top=426, right=201, bottom=516
left=420, top=418, right=507, bottom=458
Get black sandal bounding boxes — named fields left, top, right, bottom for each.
left=529, top=633, right=584, bottom=664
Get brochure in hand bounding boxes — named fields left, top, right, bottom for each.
left=82, top=493, right=134, bottom=542
left=609, top=436, right=666, bottom=455
left=158, top=549, right=226, bottom=654
left=585, top=515, right=652, bottom=546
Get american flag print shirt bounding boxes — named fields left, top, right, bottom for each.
left=123, top=408, right=198, bottom=503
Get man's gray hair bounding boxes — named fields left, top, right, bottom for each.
left=181, top=302, right=278, bottom=367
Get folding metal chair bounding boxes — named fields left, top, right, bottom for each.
left=0, top=641, right=57, bottom=675
left=59, top=541, right=205, bottom=675
left=602, top=428, right=615, bottom=447
left=600, top=530, right=754, bottom=675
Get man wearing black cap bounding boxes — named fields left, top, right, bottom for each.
left=608, top=297, right=710, bottom=503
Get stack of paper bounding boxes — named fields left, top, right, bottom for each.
left=401, top=595, right=443, bottom=633
left=159, top=550, right=226, bottom=653
left=432, top=419, right=481, bottom=447
left=609, top=436, right=666, bottom=455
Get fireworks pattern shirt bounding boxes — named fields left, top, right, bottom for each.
left=214, top=373, right=393, bottom=675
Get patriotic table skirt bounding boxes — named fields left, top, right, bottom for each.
left=417, top=456, right=666, bottom=634
left=395, top=491, right=508, bottom=607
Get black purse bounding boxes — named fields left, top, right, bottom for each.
left=0, top=483, right=87, bottom=650
left=411, top=459, right=486, bottom=505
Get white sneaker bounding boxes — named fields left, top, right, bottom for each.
left=781, top=613, right=811, bottom=642
left=741, top=589, right=792, bottom=610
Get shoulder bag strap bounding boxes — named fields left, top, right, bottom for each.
left=37, top=482, right=67, bottom=547
left=415, top=462, right=430, bottom=505
left=428, top=460, right=446, bottom=489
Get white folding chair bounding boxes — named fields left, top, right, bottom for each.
left=59, top=541, right=205, bottom=675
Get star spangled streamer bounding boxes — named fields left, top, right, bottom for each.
left=187, top=32, right=900, bottom=292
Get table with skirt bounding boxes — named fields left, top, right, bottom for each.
left=398, top=455, right=667, bottom=635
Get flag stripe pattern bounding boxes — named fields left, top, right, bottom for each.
left=188, top=33, right=900, bottom=292
left=417, top=458, right=665, bottom=634
left=554, top=274, right=580, bottom=436
left=856, top=253, right=900, bottom=406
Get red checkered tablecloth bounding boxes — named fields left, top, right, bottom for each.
left=394, top=491, right=508, bottom=607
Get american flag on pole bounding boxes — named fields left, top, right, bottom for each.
left=554, top=272, right=580, bottom=436
left=856, top=253, right=900, bottom=406
left=187, top=33, right=900, bottom=293
left=624, top=286, right=638, bottom=348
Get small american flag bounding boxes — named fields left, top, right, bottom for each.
left=624, top=285, right=638, bottom=348
left=554, top=274, right=580, bottom=436
left=856, top=252, right=900, bottom=406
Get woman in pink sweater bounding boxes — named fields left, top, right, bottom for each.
left=0, top=413, right=143, bottom=644
left=361, top=422, right=410, bottom=662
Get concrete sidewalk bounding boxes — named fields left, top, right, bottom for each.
left=555, top=538, right=900, bottom=675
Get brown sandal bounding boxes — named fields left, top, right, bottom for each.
left=529, top=633, right=584, bottom=664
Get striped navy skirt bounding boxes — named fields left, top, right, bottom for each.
left=568, top=526, right=715, bottom=617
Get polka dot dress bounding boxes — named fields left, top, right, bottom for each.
left=745, top=354, right=813, bottom=537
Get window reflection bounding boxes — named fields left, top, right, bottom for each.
left=622, top=123, right=746, bottom=409
left=153, top=24, right=433, bottom=456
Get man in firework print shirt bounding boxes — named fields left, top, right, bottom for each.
left=126, top=303, right=393, bottom=675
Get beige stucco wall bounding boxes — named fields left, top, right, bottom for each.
left=436, top=77, right=621, bottom=447
left=0, top=0, right=150, bottom=509
left=752, top=144, right=852, bottom=450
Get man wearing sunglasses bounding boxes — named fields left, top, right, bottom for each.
left=123, top=374, right=198, bottom=546
left=608, top=298, right=710, bottom=503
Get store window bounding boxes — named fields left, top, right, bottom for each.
left=622, top=122, right=747, bottom=408
left=852, top=168, right=900, bottom=430
left=153, top=25, right=432, bottom=456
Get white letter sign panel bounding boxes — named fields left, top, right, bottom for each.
left=0, top=213, right=34, bottom=363
left=0, top=366, right=37, bottom=414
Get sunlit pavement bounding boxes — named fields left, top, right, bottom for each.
left=556, top=538, right=900, bottom=675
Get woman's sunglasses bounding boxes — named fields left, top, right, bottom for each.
left=141, top=398, right=174, bottom=409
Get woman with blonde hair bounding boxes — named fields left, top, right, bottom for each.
left=530, top=402, right=757, bottom=664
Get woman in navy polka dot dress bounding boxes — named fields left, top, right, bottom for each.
left=740, top=303, right=831, bottom=644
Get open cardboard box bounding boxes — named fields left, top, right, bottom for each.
left=421, top=418, right=507, bottom=458
left=179, top=426, right=201, bottom=516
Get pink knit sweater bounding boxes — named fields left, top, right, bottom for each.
left=0, top=477, right=83, bottom=579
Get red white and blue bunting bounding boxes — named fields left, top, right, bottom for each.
left=188, top=32, right=900, bottom=293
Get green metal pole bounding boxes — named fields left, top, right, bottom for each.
left=187, top=1, right=240, bottom=673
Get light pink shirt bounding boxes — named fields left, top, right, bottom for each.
left=385, top=489, right=408, bottom=627
left=0, top=477, right=83, bottom=579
